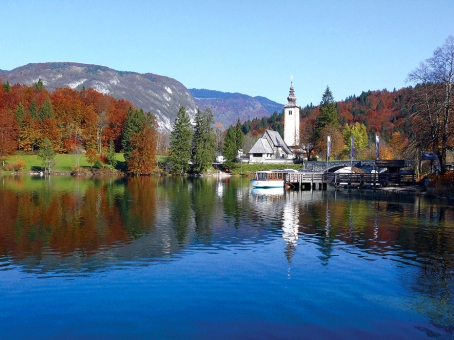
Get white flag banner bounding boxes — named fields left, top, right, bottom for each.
left=375, top=135, right=380, bottom=159
left=327, top=136, right=331, bottom=159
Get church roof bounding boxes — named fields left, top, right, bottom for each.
left=265, top=130, right=292, bottom=154
left=248, top=130, right=293, bottom=155
left=249, top=137, right=274, bottom=154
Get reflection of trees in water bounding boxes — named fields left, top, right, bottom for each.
left=191, top=179, right=216, bottom=243
left=119, top=177, right=158, bottom=238
left=408, top=204, right=454, bottom=338
left=0, top=176, right=159, bottom=259
left=295, top=192, right=454, bottom=337
left=222, top=179, right=243, bottom=228
left=168, top=177, right=193, bottom=244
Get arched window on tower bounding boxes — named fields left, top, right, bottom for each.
left=289, top=110, right=292, bottom=115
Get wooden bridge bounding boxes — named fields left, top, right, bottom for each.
left=285, top=172, right=416, bottom=190
left=285, top=163, right=416, bottom=191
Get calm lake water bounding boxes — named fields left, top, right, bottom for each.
left=0, top=175, right=453, bottom=339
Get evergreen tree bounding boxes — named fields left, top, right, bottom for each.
left=169, top=106, right=193, bottom=174
left=122, top=107, right=147, bottom=161
left=16, top=103, right=25, bottom=128
left=106, top=138, right=117, bottom=169
left=28, top=99, right=38, bottom=119
left=3, top=81, right=11, bottom=93
left=35, top=78, right=45, bottom=90
left=192, top=108, right=216, bottom=173
left=234, top=118, right=244, bottom=152
left=222, top=127, right=237, bottom=165
left=37, top=137, right=55, bottom=173
left=315, top=86, right=339, bottom=140
left=39, top=97, right=53, bottom=121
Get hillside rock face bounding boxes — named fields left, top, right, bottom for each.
left=190, top=89, right=283, bottom=128
left=0, top=62, right=197, bottom=132
left=1, top=63, right=284, bottom=131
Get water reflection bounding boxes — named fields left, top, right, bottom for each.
left=1, top=176, right=454, bottom=335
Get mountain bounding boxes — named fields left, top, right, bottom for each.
left=189, top=89, right=283, bottom=128
left=0, top=62, right=284, bottom=132
left=0, top=62, right=198, bottom=132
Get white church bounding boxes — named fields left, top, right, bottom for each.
left=247, top=81, right=300, bottom=163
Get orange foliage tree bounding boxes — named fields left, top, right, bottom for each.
left=0, top=108, right=19, bottom=166
left=126, top=119, right=158, bottom=175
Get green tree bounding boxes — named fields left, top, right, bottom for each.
left=122, top=107, right=147, bottom=161
left=222, top=127, right=237, bottom=166
left=106, top=138, right=117, bottom=169
left=28, top=99, right=38, bottom=119
left=39, top=97, right=53, bottom=121
left=16, top=103, right=25, bottom=128
left=169, top=106, right=193, bottom=174
left=343, top=122, right=368, bottom=159
left=315, top=86, right=339, bottom=140
left=234, top=118, right=244, bottom=152
left=3, top=81, right=11, bottom=93
left=37, top=137, right=55, bottom=173
left=192, top=108, right=216, bottom=173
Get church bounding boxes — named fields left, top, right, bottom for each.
left=247, top=81, right=300, bottom=163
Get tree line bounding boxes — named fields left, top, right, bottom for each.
left=237, top=36, right=454, bottom=171
left=0, top=80, right=158, bottom=174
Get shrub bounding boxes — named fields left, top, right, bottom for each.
left=427, top=172, right=454, bottom=198
left=93, top=159, right=103, bottom=169
left=4, top=160, right=26, bottom=171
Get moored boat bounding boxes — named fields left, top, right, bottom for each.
left=250, top=169, right=297, bottom=188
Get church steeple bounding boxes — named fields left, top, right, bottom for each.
left=283, top=78, right=300, bottom=148
left=287, top=82, right=297, bottom=105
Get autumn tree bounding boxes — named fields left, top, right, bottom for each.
left=407, top=35, right=454, bottom=169
left=299, top=116, right=317, bottom=161
left=126, top=116, right=158, bottom=175
left=169, top=106, right=193, bottom=174
left=389, top=131, right=409, bottom=159
left=316, top=124, right=344, bottom=160
left=122, top=107, right=147, bottom=161
left=192, top=108, right=216, bottom=173
left=85, top=148, right=98, bottom=169
left=0, top=109, right=19, bottom=166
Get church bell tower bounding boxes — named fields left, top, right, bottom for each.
left=284, top=80, right=299, bottom=147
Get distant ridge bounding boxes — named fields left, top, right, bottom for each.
left=0, top=62, right=286, bottom=131
left=0, top=62, right=198, bottom=132
left=190, top=88, right=283, bottom=128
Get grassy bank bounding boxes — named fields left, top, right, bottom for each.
left=4, top=153, right=126, bottom=173
left=225, top=163, right=302, bottom=176
left=3, top=153, right=301, bottom=176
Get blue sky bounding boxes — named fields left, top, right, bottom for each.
left=2, top=0, right=453, bottom=106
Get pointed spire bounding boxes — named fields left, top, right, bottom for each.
left=287, top=81, right=297, bottom=105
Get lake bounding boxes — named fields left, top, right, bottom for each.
left=0, top=175, right=453, bottom=339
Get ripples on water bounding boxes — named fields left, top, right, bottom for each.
left=0, top=176, right=454, bottom=338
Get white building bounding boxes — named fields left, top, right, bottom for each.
left=246, top=81, right=300, bottom=163
left=284, top=81, right=300, bottom=148
left=247, top=130, right=293, bottom=162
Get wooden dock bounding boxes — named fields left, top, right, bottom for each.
left=284, top=172, right=415, bottom=190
